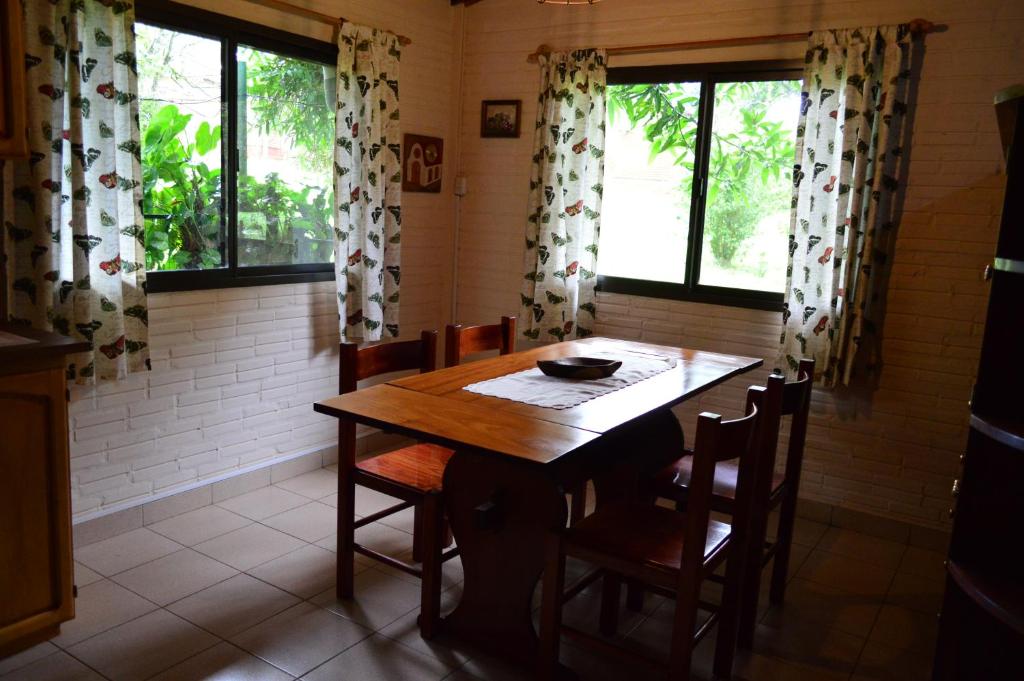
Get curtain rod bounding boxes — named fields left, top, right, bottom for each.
left=240, top=0, right=413, bottom=46
left=527, top=18, right=937, bottom=63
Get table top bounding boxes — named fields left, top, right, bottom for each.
left=314, top=337, right=762, bottom=466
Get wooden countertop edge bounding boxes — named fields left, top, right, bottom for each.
left=0, top=325, right=90, bottom=358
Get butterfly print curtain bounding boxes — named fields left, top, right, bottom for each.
left=520, top=49, right=607, bottom=342
left=333, top=23, right=401, bottom=342
left=778, top=25, right=913, bottom=387
left=2, top=0, right=149, bottom=383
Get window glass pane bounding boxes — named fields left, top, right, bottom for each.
left=697, top=79, right=801, bottom=292
left=138, top=24, right=225, bottom=271
left=236, top=46, right=335, bottom=267
left=598, top=82, right=701, bottom=284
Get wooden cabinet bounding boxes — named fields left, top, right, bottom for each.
left=1, top=0, right=28, bottom=159
left=0, top=327, right=88, bottom=657
left=932, top=85, right=1024, bottom=680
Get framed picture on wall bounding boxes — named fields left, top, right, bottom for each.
left=402, top=134, right=444, bottom=193
left=481, top=99, right=521, bottom=138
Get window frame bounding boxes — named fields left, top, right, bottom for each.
left=597, top=59, right=803, bottom=312
left=137, top=0, right=338, bottom=293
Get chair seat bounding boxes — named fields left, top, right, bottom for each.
left=567, top=502, right=732, bottom=575
left=356, top=444, right=454, bottom=492
left=654, top=453, right=785, bottom=506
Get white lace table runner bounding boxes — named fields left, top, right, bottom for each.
left=462, top=349, right=678, bottom=410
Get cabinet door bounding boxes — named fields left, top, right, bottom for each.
left=0, top=368, right=74, bottom=655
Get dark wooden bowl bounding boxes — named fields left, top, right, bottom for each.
left=536, top=357, right=622, bottom=380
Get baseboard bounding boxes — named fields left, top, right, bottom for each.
left=72, top=430, right=413, bottom=548
left=794, top=497, right=951, bottom=553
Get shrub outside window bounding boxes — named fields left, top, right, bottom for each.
left=597, top=61, right=802, bottom=310
left=137, top=1, right=336, bottom=292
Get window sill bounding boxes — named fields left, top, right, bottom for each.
left=596, top=275, right=783, bottom=312
left=146, top=267, right=334, bottom=294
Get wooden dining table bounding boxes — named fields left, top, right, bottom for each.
left=314, top=336, right=761, bottom=669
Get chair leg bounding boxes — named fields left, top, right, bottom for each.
left=337, top=474, right=357, bottom=599
left=769, top=490, right=797, bottom=605
left=599, top=573, right=621, bottom=636
left=667, top=580, right=700, bottom=681
left=412, top=503, right=424, bottom=563
left=419, top=492, right=444, bottom=640
left=441, top=515, right=454, bottom=549
left=625, top=580, right=645, bottom=612
left=538, top=533, right=567, bottom=681
left=570, top=483, right=587, bottom=526
left=713, top=544, right=746, bottom=680
left=737, top=512, right=771, bottom=650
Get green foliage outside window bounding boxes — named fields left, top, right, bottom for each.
left=607, top=81, right=796, bottom=267
left=138, top=24, right=334, bottom=272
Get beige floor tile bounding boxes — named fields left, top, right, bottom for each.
left=377, top=504, right=417, bottom=534
left=796, top=549, right=895, bottom=597
left=732, top=649, right=852, bottom=681
left=193, top=523, right=305, bottom=571
left=312, top=568, right=422, bottom=630
left=0, top=642, right=58, bottom=676
left=816, top=527, right=907, bottom=570
left=560, top=640, right=664, bottom=681
left=72, top=562, right=102, bottom=589
left=376, top=551, right=464, bottom=591
left=149, top=641, right=293, bottom=681
left=302, top=634, right=454, bottom=681
left=111, top=548, right=238, bottom=605
left=50, top=579, right=157, bottom=648
left=761, top=577, right=882, bottom=637
left=311, top=533, right=375, bottom=567
left=355, top=487, right=405, bottom=516
left=354, top=520, right=415, bottom=558
left=0, top=651, right=104, bottom=681
left=852, top=639, right=933, bottom=681
left=167, top=573, right=300, bottom=638
left=230, top=602, right=371, bottom=677
left=790, top=517, right=830, bottom=548
left=752, top=620, right=866, bottom=676
left=885, top=570, right=945, bottom=616
left=216, top=486, right=309, bottom=521
left=320, top=492, right=338, bottom=508
left=74, top=527, right=182, bottom=576
left=262, top=501, right=337, bottom=543
left=899, top=546, right=947, bottom=582
left=68, top=609, right=218, bottom=681
left=248, top=544, right=339, bottom=598
left=148, top=505, right=252, bottom=546
left=868, top=604, right=940, bottom=655
left=274, top=468, right=338, bottom=500
left=376, top=592, right=471, bottom=669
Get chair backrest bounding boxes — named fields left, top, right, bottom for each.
left=337, top=331, right=438, bottom=466
left=778, top=358, right=814, bottom=490
left=339, top=330, right=438, bottom=394
left=678, top=401, right=761, bottom=580
left=444, top=316, right=516, bottom=368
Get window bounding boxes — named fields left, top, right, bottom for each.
left=137, top=1, right=337, bottom=292
left=598, top=61, right=802, bottom=310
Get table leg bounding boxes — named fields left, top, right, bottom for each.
left=440, top=408, right=685, bottom=671
left=441, top=450, right=566, bottom=661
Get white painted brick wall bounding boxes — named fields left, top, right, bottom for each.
left=67, top=0, right=463, bottom=518
left=454, top=0, right=1024, bottom=530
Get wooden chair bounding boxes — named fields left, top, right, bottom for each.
left=649, top=359, right=814, bottom=648
left=445, top=315, right=589, bottom=525
left=538, top=392, right=766, bottom=681
left=336, top=330, right=459, bottom=639
left=444, top=315, right=516, bottom=368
